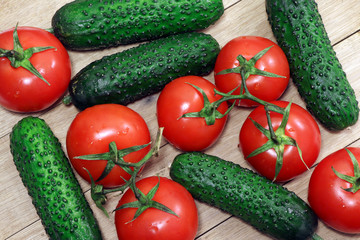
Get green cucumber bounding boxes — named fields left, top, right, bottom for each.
left=170, top=152, right=318, bottom=240
left=52, top=0, right=224, bottom=51
left=266, top=0, right=359, bottom=130
left=9, top=116, right=102, bottom=240
left=67, top=32, right=220, bottom=110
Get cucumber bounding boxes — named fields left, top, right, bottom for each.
left=52, top=0, right=224, bottom=51
left=67, top=32, right=220, bottom=110
left=9, top=116, right=102, bottom=240
left=266, top=0, right=359, bottom=130
left=170, top=152, right=318, bottom=240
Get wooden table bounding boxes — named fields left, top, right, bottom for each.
left=1, top=0, right=360, bottom=239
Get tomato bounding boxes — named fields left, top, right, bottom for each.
left=0, top=26, right=71, bottom=112
left=214, top=36, right=289, bottom=107
left=308, top=147, right=360, bottom=234
left=157, top=75, right=228, bottom=151
left=66, top=104, right=151, bottom=188
left=115, top=176, right=198, bottom=240
left=239, top=101, right=321, bottom=182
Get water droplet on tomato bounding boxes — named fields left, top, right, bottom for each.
left=122, top=127, right=129, bottom=135
left=149, top=225, right=159, bottom=234
left=14, top=90, right=20, bottom=98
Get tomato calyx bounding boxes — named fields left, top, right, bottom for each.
left=216, top=45, right=286, bottom=81
left=0, top=24, right=55, bottom=86
left=75, top=141, right=151, bottom=182
left=78, top=128, right=164, bottom=217
left=215, top=45, right=286, bottom=109
left=114, top=176, right=179, bottom=223
left=78, top=142, right=151, bottom=217
left=85, top=168, right=109, bottom=217
left=247, top=103, right=308, bottom=181
left=179, top=83, right=235, bottom=125
left=332, top=148, right=360, bottom=193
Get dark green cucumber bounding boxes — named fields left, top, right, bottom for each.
left=266, top=0, right=359, bottom=130
left=9, top=116, right=102, bottom=240
left=170, top=152, right=318, bottom=240
left=52, top=0, right=224, bottom=51
left=68, top=32, right=220, bottom=110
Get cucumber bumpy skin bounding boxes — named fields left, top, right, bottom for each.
left=68, top=32, right=220, bottom=111
left=170, top=152, right=318, bottom=240
left=9, top=116, right=102, bottom=240
left=52, top=0, right=224, bottom=51
left=266, top=0, right=359, bottom=130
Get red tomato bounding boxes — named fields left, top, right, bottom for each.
left=157, top=76, right=228, bottom=151
left=0, top=26, right=71, bottom=112
left=214, top=36, right=289, bottom=107
left=115, top=176, right=198, bottom=240
left=308, top=147, right=360, bottom=234
left=66, top=104, right=151, bottom=188
left=239, top=101, right=321, bottom=181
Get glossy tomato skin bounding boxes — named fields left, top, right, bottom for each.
left=308, top=147, right=360, bottom=234
left=66, top=104, right=150, bottom=188
left=115, top=176, right=198, bottom=240
left=214, top=36, right=289, bottom=107
left=157, top=76, right=228, bottom=151
left=239, top=101, right=321, bottom=181
left=0, top=26, right=71, bottom=112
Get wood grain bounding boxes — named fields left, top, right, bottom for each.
left=1, top=0, right=360, bottom=239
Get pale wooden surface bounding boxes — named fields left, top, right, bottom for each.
left=1, top=0, right=360, bottom=239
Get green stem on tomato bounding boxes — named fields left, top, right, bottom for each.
left=213, top=66, right=286, bottom=116
left=0, top=24, right=55, bottom=86
left=332, top=148, right=360, bottom=193
left=214, top=45, right=286, bottom=113
left=180, top=68, right=286, bottom=125
left=75, top=142, right=151, bottom=181
left=113, top=176, right=178, bottom=223
left=264, top=107, right=279, bottom=144
left=180, top=46, right=286, bottom=124
left=81, top=128, right=164, bottom=217
left=245, top=102, right=307, bottom=181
